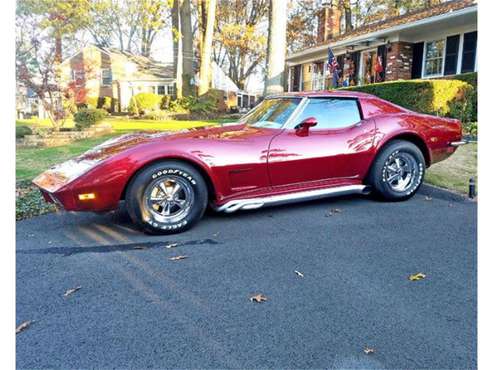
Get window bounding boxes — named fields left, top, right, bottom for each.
left=101, top=69, right=112, bottom=86
left=423, top=40, right=445, bottom=77
left=296, top=98, right=361, bottom=129
left=71, top=70, right=85, bottom=86
left=239, top=98, right=301, bottom=128
left=157, top=85, right=166, bottom=95
left=461, top=31, right=477, bottom=73
left=167, top=84, right=175, bottom=96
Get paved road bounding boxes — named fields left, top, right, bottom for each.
left=16, top=189, right=477, bottom=369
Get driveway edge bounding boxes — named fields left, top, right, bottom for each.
left=420, top=183, right=474, bottom=202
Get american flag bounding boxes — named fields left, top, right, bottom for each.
left=328, top=47, right=340, bottom=87
left=328, top=47, right=339, bottom=73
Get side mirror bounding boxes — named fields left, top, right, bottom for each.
left=295, top=117, right=318, bottom=135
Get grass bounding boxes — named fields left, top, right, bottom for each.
left=16, top=116, right=229, bottom=132
left=425, top=143, right=477, bottom=195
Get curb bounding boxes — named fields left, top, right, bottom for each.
left=419, top=183, right=474, bottom=202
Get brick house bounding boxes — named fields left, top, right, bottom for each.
left=285, top=0, right=477, bottom=92
left=61, top=44, right=258, bottom=112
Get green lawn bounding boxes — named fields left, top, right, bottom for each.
left=425, top=143, right=477, bottom=195
left=16, top=116, right=228, bottom=132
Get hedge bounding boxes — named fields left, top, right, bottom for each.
left=342, top=75, right=476, bottom=122
left=74, top=108, right=108, bottom=130
left=16, top=125, right=32, bottom=139
left=128, top=92, right=163, bottom=115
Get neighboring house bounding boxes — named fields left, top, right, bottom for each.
left=61, top=44, right=258, bottom=112
left=285, top=0, right=477, bottom=92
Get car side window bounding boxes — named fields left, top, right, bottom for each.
left=297, top=98, right=361, bottom=129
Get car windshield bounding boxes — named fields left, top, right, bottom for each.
left=239, top=98, right=302, bottom=128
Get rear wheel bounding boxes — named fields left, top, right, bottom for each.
left=368, top=140, right=425, bottom=201
left=126, top=161, right=208, bottom=234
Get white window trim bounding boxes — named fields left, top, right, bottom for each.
left=456, top=33, right=464, bottom=75
left=421, top=39, right=446, bottom=79
left=359, top=48, right=378, bottom=85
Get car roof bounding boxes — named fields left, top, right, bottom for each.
left=271, top=90, right=375, bottom=99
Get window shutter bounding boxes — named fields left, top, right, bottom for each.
left=461, top=31, right=477, bottom=73
left=411, top=42, right=424, bottom=79
left=444, top=35, right=460, bottom=75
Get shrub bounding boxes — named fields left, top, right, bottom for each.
left=161, top=95, right=172, bottom=109
left=342, top=78, right=474, bottom=121
left=440, top=72, right=477, bottom=123
left=16, top=125, right=32, bottom=139
left=168, top=93, right=218, bottom=117
left=141, top=110, right=170, bottom=121
left=128, top=92, right=163, bottom=115
left=86, top=96, right=99, bottom=109
left=74, top=108, right=108, bottom=130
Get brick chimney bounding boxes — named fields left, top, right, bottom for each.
left=317, top=2, right=342, bottom=43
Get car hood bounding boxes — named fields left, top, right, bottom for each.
left=78, top=122, right=271, bottom=161
left=33, top=123, right=268, bottom=192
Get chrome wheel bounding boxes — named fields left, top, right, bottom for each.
left=383, top=152, right=418, bottom=193
left=144, top=176, right=194, bottom=224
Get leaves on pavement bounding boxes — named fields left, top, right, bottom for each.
left=16, top=320, right=34, bottom=334
left=325, top=208, right=342, bottom=217
left=425, top=196, right=433, bottom=201
left=133, top=246, right=147, bottom=250
left=294, top=270, right=304, bottom=278
left=169, top=255, right=188, bottom=261
left=250, top=293, right=268, bottom=303
left=363, top=346, right=375, bottom=355
left=64, top=286, right=82, bottom=297
left=408, top=272, right=426, bottom=281
left=165, top=243, right=179, bottom=249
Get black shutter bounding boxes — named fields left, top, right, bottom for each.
left=411, top=42, right=424, bottom=79
left=377, top=44, right=387, bottom=82
left=461, top=31, right=477, bottom=73
left=444, top=35, right=460, bottom=75
left=351, top=51, right=360, bottom=84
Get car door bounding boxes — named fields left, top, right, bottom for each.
left=267, top=97, right=376, bottom=188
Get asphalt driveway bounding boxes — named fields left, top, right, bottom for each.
left=16, top=188, right=477, bottom=369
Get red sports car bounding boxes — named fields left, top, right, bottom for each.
left=33, top=91, right=464, bottom=234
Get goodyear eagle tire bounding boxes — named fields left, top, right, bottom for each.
left=126, top=161, right=208, bottom=234
left=369, top=140, right=425, bottom=201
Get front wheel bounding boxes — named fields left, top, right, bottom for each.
left=368, top=140, right=425, bottom=201
left=125, top=161, right=208, bottom=234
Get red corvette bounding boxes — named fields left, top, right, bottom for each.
left=33, top=91, right=464, bottom=234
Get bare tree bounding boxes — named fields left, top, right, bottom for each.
left=264, top=0, right=287, bottom=95
left=197, top=0, right=217, bottom=95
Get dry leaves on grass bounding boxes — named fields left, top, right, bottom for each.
left=169, top=255, right=188, bottom=261
left=363, top=346, right=375, bottom=355
left=165, top=243, right=179, bottom=249
left=408, top=272, right=426, bottom=281
left=250, top=294, right=268, bottom=303
left=325, top=208, right=342, bottom=217
left=64, top=286, right=82, bottom=297
left=294, top=270, right=304, bottom=278
left=16, top=320, right=34, bottom=334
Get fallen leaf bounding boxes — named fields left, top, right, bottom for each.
left=133, top=246, right=147, bottom=250
left=363, top=346, right=375, bottom=355
left=16, top=320, right=34, bottom=334
left=326, top=208, right=342, bottom=217
left=64, top=286, right=82, bottom=297
left=165, top=243, right=179, bottom=249
left=250, top=293, right=268, bottom=303
left=294, top=270, right=304, bottom=278
left=169, top=255, right=188, bottom=261
left=448, top=203, right=454, bottom=207
left=212, top=232, right=220, bottom=237
left=425, top=196, right=433, bottom=201
left=408, top=272, right=426, bottom=281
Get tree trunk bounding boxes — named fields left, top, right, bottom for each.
left=264, top=0, right=287, bottom=95
left=198, top=0, right=217, bottom=96
left=342, top=0, right=352, bottom=31
left=54, top=36, right=62, bottom=64
left=172, top=0, right=183, bottom=99
left=180, top=0, right=194, bottom=96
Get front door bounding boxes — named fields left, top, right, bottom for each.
left=267, top=97, right=376, bottom=188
